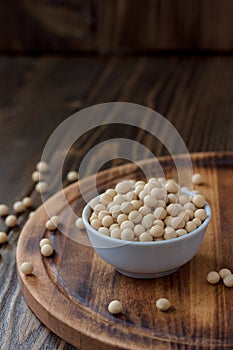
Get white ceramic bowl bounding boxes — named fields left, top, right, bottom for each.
left=82, top=191, right=211, bottom=279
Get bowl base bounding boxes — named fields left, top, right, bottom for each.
left=116, top=267, right=180, bottom=279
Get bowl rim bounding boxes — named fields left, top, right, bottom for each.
left=82, top=189, right=211, bottom=247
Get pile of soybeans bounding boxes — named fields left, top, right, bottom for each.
left=88, top=177, right=207, bottom=242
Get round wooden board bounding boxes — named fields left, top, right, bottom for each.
left=16, top=152, right=233, bottom=350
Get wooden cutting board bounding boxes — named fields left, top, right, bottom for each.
left=16, top=152, right=233, bottom=349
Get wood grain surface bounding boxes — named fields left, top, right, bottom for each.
left=16, top=153, right=233, bottom=349
left=0, top=55, right=233, bottom=349
left=1, top=1, right=233, bottom=53
left=96, top=0, right=233, bottom=53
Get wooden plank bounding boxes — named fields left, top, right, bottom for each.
left=78, top=56, right=233, bottom=161
left=0, top=56, right=104, bottom=205
left=0, top=0, right=94, bottom=53
left=96, top=0, right=233, bottom=53
left=2, top=1, right=233, bottom=53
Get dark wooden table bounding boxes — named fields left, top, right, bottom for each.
left=0, top=54, right=233, bottom=350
